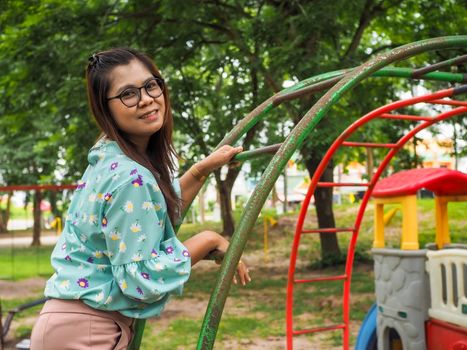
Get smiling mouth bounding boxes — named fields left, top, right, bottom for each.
left=139, top=109, right=159, bottom=119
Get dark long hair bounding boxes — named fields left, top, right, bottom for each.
left=85, top=48, right=181, bottom=226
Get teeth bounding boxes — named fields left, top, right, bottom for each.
left=141, top=110, right=158, bottom=119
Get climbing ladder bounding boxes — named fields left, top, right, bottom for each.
left=127, top=36, right=467, bottom=350
left=286, top=88, right=467, bottom=349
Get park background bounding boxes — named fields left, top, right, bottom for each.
left=0, top=1, right=466, bottom=349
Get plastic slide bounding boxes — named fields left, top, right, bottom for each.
left=355, top=303, right=377, bottom=350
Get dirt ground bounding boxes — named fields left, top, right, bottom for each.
left=0, top=284, right=320, bottom=350
left=0, top=278, right=47, bottom=300
left=0, top=272, right=358, bottom=350
left=1, top=218, right=366, bottom=349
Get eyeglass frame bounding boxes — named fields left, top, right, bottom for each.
left=106, top=76, right=165, bottom=107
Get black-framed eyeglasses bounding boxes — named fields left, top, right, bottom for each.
left=107, top=77, right=165, bottom=107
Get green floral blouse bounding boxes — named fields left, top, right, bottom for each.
left=44, top=138, right=191, bottom=319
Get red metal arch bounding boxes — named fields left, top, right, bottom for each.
left=286, top=87, right=467, bottom=349
left=0, top=184, right=75, bottom=192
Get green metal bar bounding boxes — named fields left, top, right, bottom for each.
left=374, top=67, right=466, bottom=82
left=412, top=53, right=467, bottom=77
left=232, top=143, right=282, bottom=162
left=128, top=322, right=145, bottom=350
left=214, top=67, right=464, bottom=150
left=215, top=70, right=347, bottom=148
left=274, top=68, right=466, bottom=105
left=129, top=43, right=467, bottom=350
left=196, top=36, right=467, bottom=350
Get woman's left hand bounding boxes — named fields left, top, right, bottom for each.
left=233, top=259, right=251, bottom=286
left=198, top=145, right=243, bottom=174
left=215, top=256, right=251, bottom=286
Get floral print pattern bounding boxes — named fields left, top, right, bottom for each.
left=132, top=175, right=143, bottom=187
left=45, top=139, right=191, bottom=319
left=77, top=278, right=89, bottom=288
left=130, top=221, right=142, bottom=233
left=123, top=201, right=134, bottom=213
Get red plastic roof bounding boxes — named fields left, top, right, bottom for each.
left=372, top=168, right=467, bottom=197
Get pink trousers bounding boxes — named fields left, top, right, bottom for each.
left=30, top=299, right=134, bottom=350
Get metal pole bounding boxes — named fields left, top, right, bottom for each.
left=196, top=36, right=467, bottom=350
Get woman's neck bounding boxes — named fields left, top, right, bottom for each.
left=130, top=137, right=149, bottom=154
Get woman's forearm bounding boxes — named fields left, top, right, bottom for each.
left=178, top=145, right=242, bottom=213
left=179, top=170, right=205, bottom=214
left=179, top=160, right=211, bottom=213
left=182, top=231, right=225, bottom=266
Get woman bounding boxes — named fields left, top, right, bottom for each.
left=30, top=48, right=251, bottom=349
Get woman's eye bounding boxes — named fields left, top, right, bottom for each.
left=122, top=89, right=137, bottom=99
left=146, top=81, right=159, bottom=90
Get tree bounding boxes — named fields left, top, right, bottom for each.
left=1, top=0, right=465, bottom=253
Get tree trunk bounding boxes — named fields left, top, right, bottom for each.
left=303, top=155, right=341, bottom=262
left=366, top=148, right=374, bottom=179
left=48, top=190, right=61, bottom=219
left=31, top=190, right=42, bottom=246
left=215, top=171, right=235, bottom=236
left=452, top=119, right=458, bottom=170
left=0, top=192, right=12, bottom=233
left=271, top=185, right=278, bottom=208
left=0, top=211, right=5, bottom=233
left=413, top=136, right=420, bottom=167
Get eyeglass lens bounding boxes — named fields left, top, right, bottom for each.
left=120, top=78, right=163, bottom=107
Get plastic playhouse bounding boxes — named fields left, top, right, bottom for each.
left=2, top=36, right=467, bottom=350
left=369, top=168, right=467, bottom=350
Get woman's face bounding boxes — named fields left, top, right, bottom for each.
left=107, top=59, right=166, bottom=150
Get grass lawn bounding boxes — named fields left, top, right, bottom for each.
left=0, top=198, right=465, bottom=349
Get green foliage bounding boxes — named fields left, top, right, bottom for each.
left=0, top=245, right=54, bottom=280
left=1, top=1, right=465, bottom=257
left=2, top=0, right=464, bottom=187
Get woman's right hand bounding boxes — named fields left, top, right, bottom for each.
left=197, top=145, right=243, bottom=174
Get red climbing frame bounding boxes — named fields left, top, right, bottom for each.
left=0, top=184, right=75, bottom=191
left=286, top=87, right=467, bottom=349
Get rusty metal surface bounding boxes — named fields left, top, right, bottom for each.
left=196, top=36, right=467, bottom=350
left=412, top=53, right=467, bottom=77
left=273, top=75, right=342, bottom=106
left=232, top=143, right=282, bottom=162
left=218, top=67, right=464, bottom=150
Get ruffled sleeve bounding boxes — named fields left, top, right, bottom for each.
left=101, top=176, right=191, bottom=304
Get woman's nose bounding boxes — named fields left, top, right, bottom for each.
left=138, top=88, right=154, bottom=106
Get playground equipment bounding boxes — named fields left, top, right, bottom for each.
left=287, top=88, right=467, bottom=349
left=370, top=169, right=466, bottom=349
left=372, top=168, right=467, bottom=250
left=128, top=36, right=467, bottom=349
left=2, top=37, right=466, bottom=349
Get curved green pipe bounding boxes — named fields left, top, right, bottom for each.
left=129, top=38, right=466, bottom=350
left=196, top=36, right=467, bottom=350
left=215, top=67, right=465, bottom=153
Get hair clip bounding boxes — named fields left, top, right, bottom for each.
left=88, top=53, right=100, bottom=68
